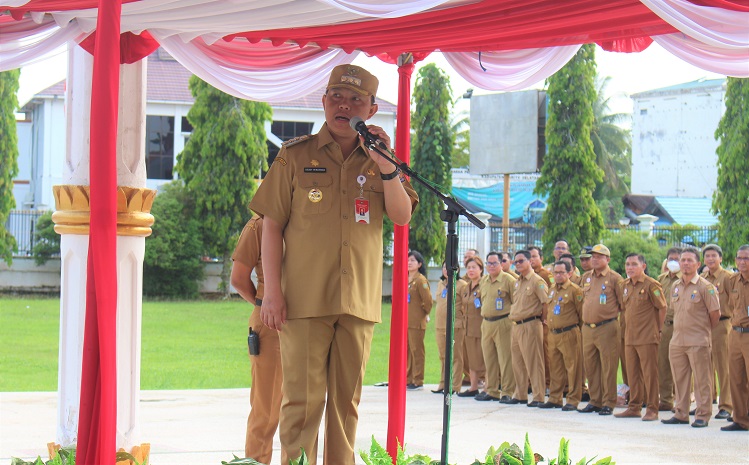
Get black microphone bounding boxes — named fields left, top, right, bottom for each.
left=349, top=116, right=387, bottom=150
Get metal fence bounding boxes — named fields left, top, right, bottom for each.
left=4, top=210, right=51, bottom=257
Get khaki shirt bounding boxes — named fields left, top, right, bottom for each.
left=479, top=271, right=516, bottom=318
left=462, top=279, right=483, bottom=337
left=249, top=124, right=419, bottom=322
left=408, top=273, right=433, bottom=330
left=231, top=215, right=264, bottom=300
left=581, top=266, right=624, bottom=324
left=657, top=271, right=682, bottom=320
left=534, top=266, right=553, bottom=287
left=620, top=274, right=667, bottom=345
left=701, top=267, right=733, bottom=318
left=671, top=274, right=720, bottom=347
left=510, top=270, right=549, bottom=321
left=547, top=280, right=583, bottom=330
left=505, top=269, right=519, bottom=279
left=727, top=272, right=749, bottom=328
left=435, top=279, right=448, bottom=331
left=453, top=278, right=468, bottom=330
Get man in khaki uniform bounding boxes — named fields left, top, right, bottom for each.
left=508, top=250, right=549, bottom=406
left=560, top=253, right=582, bottom=285
left=657, top=247, right=682, bottom=411
left=501, top=252, right=519, bottom=279
left=477, top=251, right=517, bottom=402
left=615, top=254, right=667, bottom=421
left=662, top=247, right=720, bottom=428
left=433, top=264, right=468, bottom=395
left=540, top=261, right=584, bottom=411
left=230, top=215, right=282, bottom=463
left=701, top=244, right=733, bottom=420
left=251, top=64, right=418, bottom=464
left=579, top=247, right=593, bottom=273
left=579, top=244, right=624, bottom=415
left=722, top=244, right=749, bottom=432
left=529, top=245, right=553, bottom=387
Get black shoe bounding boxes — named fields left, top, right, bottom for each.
left=539, top=402, right=562, bottom=409
left=431, top=388, right=444, bottom=394
left=506, top=397, right=527, bottom=405
left=715, top=409, right=731, bottom=420
left=457, top=389, right=478, bottom=397
left=599, top=406, right=613, bottom=416
left=691, top=419, right=708, bottom=428
left=407, top=384, right=423, bottom=391
left=721, top=422, right=748, bottom=431
left=661, top=416, right=689, bottom=425
left=581, top=392, right=591, bottom=402
left=578, top=404, right=602, bottom=413
left=562, top=404, right=577, bottom=411
left=689, top=408, right=696, bottom=415
left=527, top=400, right=541, bottom=407
left=728, top=416, right=734, bottom=422
left=498, top=395, right=512, bottom=404
left=476, top=393, right=500, bottom=402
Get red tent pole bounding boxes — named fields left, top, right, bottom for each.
left=386, top=54, right=415, bottom=461
left=76, top=0, right=121, bottom=463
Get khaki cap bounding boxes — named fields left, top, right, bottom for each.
left=591, top=244, right=611, bottom=257
left=327, top=64, right=378, bottom=97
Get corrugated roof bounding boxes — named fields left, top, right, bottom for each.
left=632, top=78, right=725, bottom=98
left=654, top=196, right=717, bottom=227
left=31, top=48, right=396, bottom=112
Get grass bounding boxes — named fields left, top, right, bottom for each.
left=0, top=297, right=444, bottom=391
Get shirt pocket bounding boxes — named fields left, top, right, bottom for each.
left=690, top=292, right=703, bottom=304
left=297, top=173, right=334, bottom=215
left=363, top=179, right=385, bottom=221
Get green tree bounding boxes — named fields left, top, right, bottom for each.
left=602, top=230, right=663, bottom=278
left=409, top=64, right=454, bottom=264
left=592, top=76, right=632, bottom=223
left=536, top=44, right=605, bottom=255
left=175, top=76, right=272, bottom=296
left=144, top=180, right=204, bottom=298
left=31, top=211, right=60, bottom=265
left=0, top=69, right=20, bottom=265
left=713, top=77, right=749, bottom=255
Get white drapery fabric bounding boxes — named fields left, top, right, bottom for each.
left=0, top=16, right=85, bottom=71
left=654, top=33, right=749, bottom=77
left=443, top=45, right=582, bottom=91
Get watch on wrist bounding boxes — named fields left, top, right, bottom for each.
left=380, top=168, right=401, bottom=180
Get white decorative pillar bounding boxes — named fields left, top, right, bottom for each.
left=52, top=44, right=154, bottom=460
left=636, top=214, right=659, bottom=238
left=475, top=212, right=492, bottom=258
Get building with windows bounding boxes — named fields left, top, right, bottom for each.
left=13, top=48, right=396, bottom=211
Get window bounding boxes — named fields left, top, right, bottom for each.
left=264, top=121, right=314, bottom=177
left=146, top=115, right=175, bottom=180
left=640, top=109, right=648, bottom=115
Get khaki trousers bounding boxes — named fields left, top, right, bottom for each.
left=496, top=318, right=516, bottom=398
left=624, top=343, right=659, bottom=413
left=658, top=321, right=675, bottom=407
left=245, top=307, right=283, bottom=463
left=543, top=323, right=550, bottom=387
left=466, top=334, right=486, bottom=381
left=728, top=331, right=749, bottom=429
left=407, top=328, right=426, bottom=386
left=582, top=321, right=620, bottom=409
left=511, top=320, right=545, bottom=402
left=480, top=319, right=504, bottom=398
left=711, top=318, right=732, bottom=412
left=670, top=344, right=713, bottom=423
left=452, top=327, right=467, bottom=393
left=279, top=314, right=374, bottom=465
left=436, top=328, right=447, bottom=390
left=620, top=319, right=628, bottom=386
left=547, top=327, right=583, bottom=406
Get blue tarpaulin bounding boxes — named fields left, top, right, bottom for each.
left=452, top=181, right=547, bottom=222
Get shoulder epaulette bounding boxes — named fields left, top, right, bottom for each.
left=282, top=134, right=313, bottom=148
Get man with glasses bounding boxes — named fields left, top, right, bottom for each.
left=701, top=244, right=733, bottom=420
left=579, top=244, right=624, bottom=416
left=545, top=240, right=570, bottom=272
left=501, top=252, right=519, bottom=279
left=508, top=250, right=549, bottom=406
left=560, top=253, right=582, bottom=286
left=477, top=252, right=517, bottom=402
left=722, top=245, right=749, bottom=432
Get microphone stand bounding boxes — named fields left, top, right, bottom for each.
left=364, top=139, right=485, bottom=465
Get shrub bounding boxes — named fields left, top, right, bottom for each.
left=144, top=180, right=205, bottom=298
left=31, top=211, right=60, bottom=265
left=602, top=230, right=663, bottom=278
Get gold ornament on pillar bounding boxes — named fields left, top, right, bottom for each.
left=52, top=185, right=156, bottom=237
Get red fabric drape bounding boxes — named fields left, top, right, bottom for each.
left=598, top=36, right=654, bottom=53
left=76, top=0, right=120, bottom=463
left=79, top=30, right=159, bottom=64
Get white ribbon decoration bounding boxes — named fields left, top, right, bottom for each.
left=0, top=16, right=85, bottom=72
left=655, top=33, right=749, bottom=77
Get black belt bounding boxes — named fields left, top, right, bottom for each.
left=484, top=314, right=510, bottom=322
left=513, top=315, right=540, bottom=325
left=733, top=326, right=749, bottom=334
left=551, top=324, right=578, bottom=335
left=719, top=316, right=730, bottom=321
left=584, top=317, right=617, bottom=328
left=664, top=319, right=673, bottom=326
left=255, top=298, right=263, bottom=306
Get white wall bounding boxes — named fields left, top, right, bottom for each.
left=13, top=121, right=33, bottom=209
left=631, top=85, right=725, bottom=198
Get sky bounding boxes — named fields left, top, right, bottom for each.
left=17, top=42, right=723, bottom=118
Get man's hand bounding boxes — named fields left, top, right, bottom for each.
left=261, top=289, right=287, bottom=331
left=360, top=124, right=396, bottom=174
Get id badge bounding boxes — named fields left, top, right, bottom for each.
left=441, top=288, right=447, bottom=299
left=599, top=293, right=607, bottom=305
left=496, top=297, right=503, bottom=311
left=408, top=293, right=411, bottom=303
left=355, top=197, right=370, bottom=224
left=553, top=304, right=561, bottom=315
left=474, top=297, right=481, bottom=309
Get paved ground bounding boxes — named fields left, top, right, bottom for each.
left=2, top=387, right=747, bottom=464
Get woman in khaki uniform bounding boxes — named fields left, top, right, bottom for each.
left=457, top=256, right=486, bottom=397
left=407, top=250, right=433, bottom=390
left=433, top=262, right=467, bottom=394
